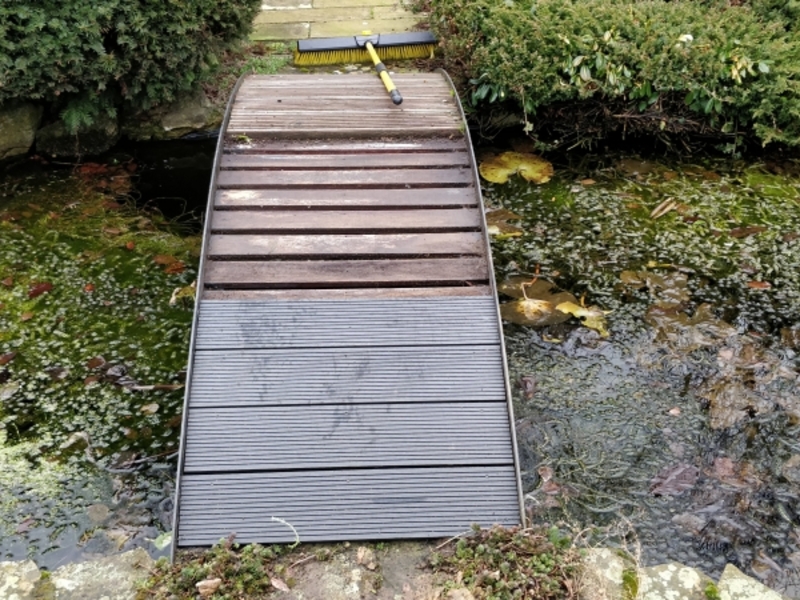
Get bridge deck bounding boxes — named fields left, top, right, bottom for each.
left=174, top=72, right=523, bottom=549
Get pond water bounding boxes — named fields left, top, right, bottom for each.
left=2, top=137, right=800, bottom=596
left=482, top=145, right=800, bottom=595
left=0, top=140, right=211, bottom=569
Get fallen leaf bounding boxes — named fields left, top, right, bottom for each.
left=486, top=209, right=525, bottom=238
left=479, top=152, right=553, bottom=184
left=1, top=277, right=12, bottom=287
left=84, top=283, right=95, bottom=293
left=84, top=376, right=100, bottom=386
left=0, top=352, right=17, bottom=366
left=103, top=227, right=122, bottom=236
left=668, top=407, right=681, bottom=416
left=196, top=578, right=222, bottom=597
left=270, top=577, right=290, bottom=592
left=501, top=298, right=565, bottom=327
left=579, top=178, right=596, bottom=186
left=730, top=226, right=767, bottom=239
left=28, top=282, right=53, bottom=298
left=650, top=463, right=699, bottom=496
left=140, top=403, right=159, bottom=414
left=153, top=255, right=178, bottom=265
left=125, top=241, right=135, bottom=250
left=20, top=312, right=34, bottom=321
left=555, top=301, right=611, bottom=337
left=747, top=281, right=771, bottom=290
left=650, top=198, right=678, bottom=219
left=164, top=261, right=186, bottom=275
left=102, top=201, right=123, bottom=210
left=519, top=376, right=536, bottom=399
left=86, top=356, right=106, bottom=369
left=15, top=517, right=36, bottom=534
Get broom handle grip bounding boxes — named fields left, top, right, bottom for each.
left=365, top=42, right=403, bottom=105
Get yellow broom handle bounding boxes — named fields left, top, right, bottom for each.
left=365, top=41, right=402, bottom=105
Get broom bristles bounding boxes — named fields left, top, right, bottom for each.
left=293, top=43, right=435, bottom=66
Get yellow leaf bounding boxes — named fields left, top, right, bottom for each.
left=479, top=152, right=554, bottom=185
left=555, top=301, right=611, bottom=337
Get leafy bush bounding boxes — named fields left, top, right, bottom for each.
left=426, top=0, right=800, bottom=147
left=0, top=0, right=260, bottom=131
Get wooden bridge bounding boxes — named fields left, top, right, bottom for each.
left=173, top=72, right=523, bottom=550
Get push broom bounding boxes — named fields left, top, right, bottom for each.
left=294, top=31, right=437, bottom=105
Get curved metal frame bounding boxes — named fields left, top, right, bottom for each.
left=171, top=74, right=249, bottom=561
left=438, top=68, right=527, bottom=526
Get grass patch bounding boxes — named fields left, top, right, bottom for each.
left=429, top=525, right=581, bottom=600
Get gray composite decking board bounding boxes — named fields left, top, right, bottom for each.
left=220, top=152, right=471, bottom=170
left=189, top=346, right=505, bottom=407
left=194, top=298, right=502, bottom=350
left=177, top=466, right=519, bottom=546
left=183, top=402, right=512, bottom=471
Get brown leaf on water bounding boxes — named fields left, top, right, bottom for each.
left=699, top=380, right=774, bottom=429
left=746, top=281, right=771, bottom=290
left=519, top=376, right=536, bottom=399
left=270, top=577, right=290, bottom=592
left=28, top=282, right=53, bottom=298
left=20, top=312, right=34, bottom=321
left=164, top=261, right=186, bottom=275
left=103, top=227, right=122, bottom=236
left=0, top=352, right=17, bottom=366
left=125, top=241, right=135, bottom=250
left=1, top=277, right=12, bottom=287
left=84, top=283, right=95, bottom=293
left=580, top=178, right=596, bottom=186
left=153, top=255, right=178, bottom=265
left=140, top=403, right=159, bottom=414
left=86, top=356, right=106, bottom=369
left=650, top=463, right=699, bottom=496
left=15, top=517, right=36, bottom=534
left=729, top=226, right=767, bottom=239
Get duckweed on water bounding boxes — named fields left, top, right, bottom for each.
left=486, top=153, right=800, bottom=592
left=0, top=165, right=200, bottom=566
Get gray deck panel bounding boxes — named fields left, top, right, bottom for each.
left=194, top=297, right=501, bottom=350
left=177, top=466, right=519, bottom=546
left=184, top=402, right=512, bottom=471
left=188, top=346, right=504, bottom=407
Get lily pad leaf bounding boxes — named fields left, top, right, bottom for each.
left=479, top=152, right=554, bottom=184
left=501, top=298, right=569, bottom=327
left=556, top=301, right=611, bottom=337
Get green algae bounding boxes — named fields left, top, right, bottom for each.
left=0, top=165, right=200, bottom=565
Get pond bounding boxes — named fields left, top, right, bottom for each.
left=2, top=136, right=799, bottom=597
left=481, top=143, right=800, bottom=596
left=0, top=139, right=212, bottom=569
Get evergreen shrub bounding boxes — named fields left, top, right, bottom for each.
left=427, top=0, right=800, bottom=146
left=0, top=0, right=260, bottom=131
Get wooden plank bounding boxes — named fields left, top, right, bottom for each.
left=201, top=286, right=491, bottom=300
left=215, top=188, right=477, bottom=208
left=208, top=232, right=485, bottom=258
left=210, top=209, right=481, bottom=232
left=225, top=126, right=462, bottom=139
left=203, top=257, right=488, bottom=287
left=177, top=466, right=520, bottom=546
left=216, top=168, right=471, bottom=188
left=223, top=139, right=467, bottom=154
left=184, top=403, right=512, bottom=471
left=219, top=152, right=470, bottom=170
left=189, top=346, right=505, bottom=406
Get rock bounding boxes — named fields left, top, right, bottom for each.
left=717, top=564, right=789, bottom=600
left=0, top=559, right=41, bottom=599
left=446, top=589, right=475, bottom=600
left=86, top=504, right=110, bottom=525
left=578, top=548, right=625, bottom=600
left=0, top=103, right=43, bottom=160
left=36, top=114, right=119, bottom=158
left=355, top=546, right=376, bottom=570
left=160, top=90, right=214, bottom=135
left=638, top=562, right=712, bottom=599
left=50, top=547, right=154, bottom=599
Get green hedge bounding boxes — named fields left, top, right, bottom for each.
left=0, top=0, right=260, bottom=130
left=427, top=0, right=800, bottom=146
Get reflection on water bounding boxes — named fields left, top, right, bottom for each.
left=485, top=151, right=800, bottom=595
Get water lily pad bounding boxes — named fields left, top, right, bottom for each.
left=479, top=152, right=553, bottom=184
left=486, top=209, right=525, bottom=238
left=498, top=277, right=576, bottom=327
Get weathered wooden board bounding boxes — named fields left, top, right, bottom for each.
left=211, top=209, right=480, bottom=233
left=220, top=152, right=470, bottom=170
left=208, top=232, right=485, bottom=258
left=215, top=187, right=477, bottom=208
